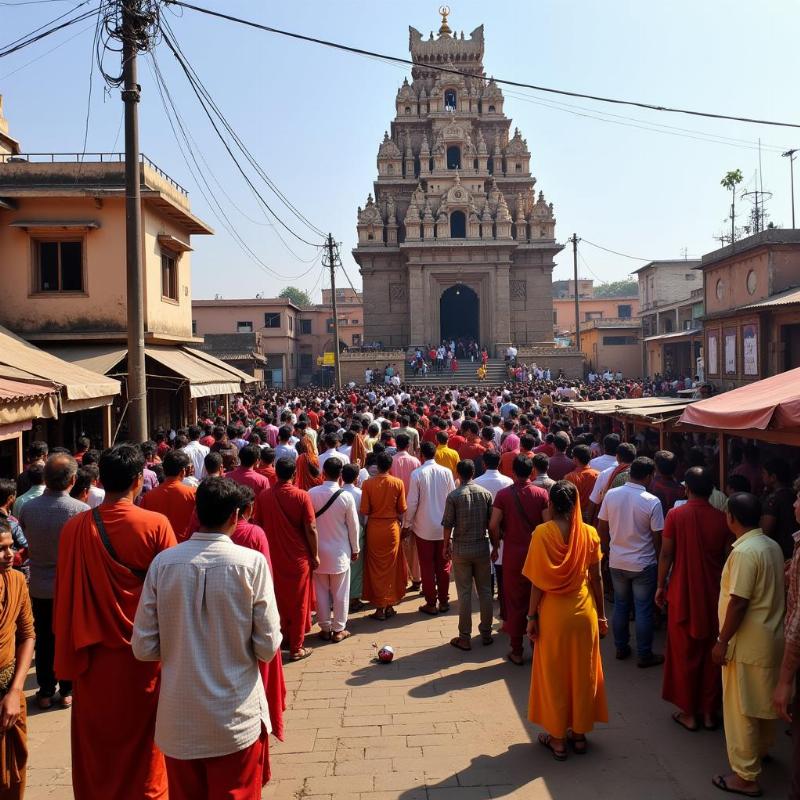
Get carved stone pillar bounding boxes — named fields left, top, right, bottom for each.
left=494, top=263, right=511, bottom=355
left=408, top=265, right=425, bottom=346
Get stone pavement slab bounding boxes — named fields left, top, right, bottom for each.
left=24, top=589, right=792, bottom=798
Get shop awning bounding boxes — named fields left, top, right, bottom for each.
left=555, top=397, right=694, bottom=423
left=49, top=344, right=253, bottom=399
left=0, top=376, right=58, bottom=426
left=0, top=325, right=120, bottom=412
left=643, top=328, right=702, bottom=343
left=679, top=367, right=800, bottom=432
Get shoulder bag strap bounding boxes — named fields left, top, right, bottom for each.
left=315, top=488, right=345, bottom=519
left=91, top=508, right=148, bottom=581
left=511, top=487, right=536, bottom=532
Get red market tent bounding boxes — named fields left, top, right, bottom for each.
left=678, top=367, right=800, bottom=446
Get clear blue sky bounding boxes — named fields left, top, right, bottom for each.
left=3, top=1, right=798, bottom=300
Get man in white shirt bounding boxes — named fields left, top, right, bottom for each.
left=597, top=457, right=665, bottom=668
left=182, top=425, right=210, bottom=481
left=589, top=433, right=620, bottom=473
left=308, top=459, right=360, bottom=642
left=318, top=434, right=346, bottom=470
left=274, top=425, right=298, bottom=462
left=132, top=477, right=282, bottom=799
left=404, top=441, right=456, bottom=614
left=474, top=450, right=513, bottom=617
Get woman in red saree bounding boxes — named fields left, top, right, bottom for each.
left=523, top=480, right=609, bottom=760
left=295, top=439, right=323, bottom=492
left=231, top=487, right=286, bottom=784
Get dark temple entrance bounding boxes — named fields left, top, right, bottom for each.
left=440, top=284, right=479, bottom=342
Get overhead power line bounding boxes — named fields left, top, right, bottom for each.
left=158, top=22, right=325, bottom=247
left=0, top=1, right=96, bottom=58
left=166, top=0, right=800, bottom=130
left=580, top=238, right=654, bottom=262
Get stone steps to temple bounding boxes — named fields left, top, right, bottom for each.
left=404, top=358, right=508, bottom=385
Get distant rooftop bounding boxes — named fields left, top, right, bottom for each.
left=192, top=298, right=301, bottom=310
left=699, top=228, right=800, bottom=269
left=631, top=258, right=701, bottom=275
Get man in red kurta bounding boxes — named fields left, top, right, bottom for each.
left=140, top=450, right=196, bottom=539
left=54, top=444, right=176, bottom=800
left=656, top=467, right=733, bottom=730
left=227, top=443, right=271, bottom=495
left=254, top=457, right=318, bottom=661
left=490, top=455, right=549, bottom=665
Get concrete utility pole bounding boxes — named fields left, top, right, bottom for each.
left=122, top=0, right=147, bottom=442
left=783, top=148, right=797, bottom=229
left=325, top=233, right=342, bottom=389
left=570, top=233, right=581, bottom=352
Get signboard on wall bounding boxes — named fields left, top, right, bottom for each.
left=707, top=331, right=718, bottom=375
left=742, top=324, right=758, bottom=376
left=724, top=331, right=737, bottom=374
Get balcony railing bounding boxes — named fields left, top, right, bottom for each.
left=0, top=152, right=188, bottom=196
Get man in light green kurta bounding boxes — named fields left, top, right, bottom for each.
left=711, top=493, right=785, bottom=797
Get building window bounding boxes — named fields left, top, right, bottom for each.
left=264, top=312, right=281, bottom=328
left=352, top=333, right=361, bottom=346
left=553, top=310, right=557, bottom=324
left=664, top=318, right=674, bottom=333
left=488, top=104, right=496, bottom=113
left=446, top=145, right=461, bottom=170
left=351, top=318, right=359, bottom=325
left=444, top=89, right=457, bottom=111
left=603, top=336, right=638, bottom=345
left=450, top=210, right=466, bottom=238
left=236, top=321, right=253, bottom=333
left=585, top=311, right=603, bottom=321
left=299, top=318, right=312, bottom=335
left=515, top=163, right=522, bottom=172
left=161, top=252, right=178, bottom=300
left=404, top=106, right=411, bottom=114
left=300, top=353, right=313, bottom=371
left=487, top=156, right=494, bottom=175
left=326, top=318, right=334, bottom=333
left=289, top=316, right=293, bottom=332
left=36, top=239, right=83, bottom=292
left=192, top=319, right=197, bottom=335
left=617, top=304, right=632, bottom=318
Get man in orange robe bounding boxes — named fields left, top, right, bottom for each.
left=140, top=450, right=196, bottom=538
left=360, top=452, right=407, bottom=621
left=54, top=444, right=176, bottom=800
left=254, top=457, right=318, bottom=662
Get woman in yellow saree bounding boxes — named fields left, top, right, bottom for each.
left=523, top=480, right=609, bottom=760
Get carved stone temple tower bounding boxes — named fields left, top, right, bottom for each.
left=353, top=10, right=563, bottom=354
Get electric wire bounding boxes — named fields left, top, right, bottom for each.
left=159, top=16, right=325, bottom=240
left=0, top=2, right=96, bottom=58
left=580, top=238, right=654, bottom=262
left=0, top=20, right=93, bottom=80
left=165, top=0, right=800, bottom=130
left=149, top=52, right=322, bottom=280
left=158, top=26, right=325, bottom=249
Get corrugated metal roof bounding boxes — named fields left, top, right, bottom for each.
left=643, top=328, right=702, bottom=343
left=741, top=286, right=800, bottom=310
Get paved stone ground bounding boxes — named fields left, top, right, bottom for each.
left=25, top=590, right=791, bottom=799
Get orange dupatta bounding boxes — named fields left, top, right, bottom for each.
left=350, top=434, right=367, bottom=468
left=522, top=509, right=598, bottom=595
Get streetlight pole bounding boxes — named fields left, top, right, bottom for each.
left=782, top=149, right=797, bottom=229
left=570, top=233, right=581, bottom=351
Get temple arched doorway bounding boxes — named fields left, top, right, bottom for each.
left=440, top=284, right=479, bottom=342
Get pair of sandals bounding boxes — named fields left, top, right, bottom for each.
left=450, top=634, right=493, bottom=651
left=318, top=630, right=352, bottom=644
left=289, top=647, right=313, bottom=661
left=370, top=607, right=397, bottom=621
left=418, top=603, right=450, bottom=615
left=538, top=731, right=586, bottom=761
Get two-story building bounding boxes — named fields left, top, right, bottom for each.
left=0, top=98, right=252, bottom=437
left=297, top=288, right=364, bottom=385
left=192, top=298, right=301, bottom=387
left=635, top=259, right=703, bottom=378
left=698, top=228, right=800, bottom=389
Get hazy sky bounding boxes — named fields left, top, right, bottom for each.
left=3, top=1, right=798, bottom=300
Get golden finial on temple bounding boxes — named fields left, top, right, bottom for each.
left=438, top=5, right=452, bottom=37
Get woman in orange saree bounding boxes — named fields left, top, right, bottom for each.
left=523, top=480, right=609, bottom=760
left=295, top=439, right=323, bottom=492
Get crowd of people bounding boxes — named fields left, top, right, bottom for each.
left=0, top=376, right=796, bottom=798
